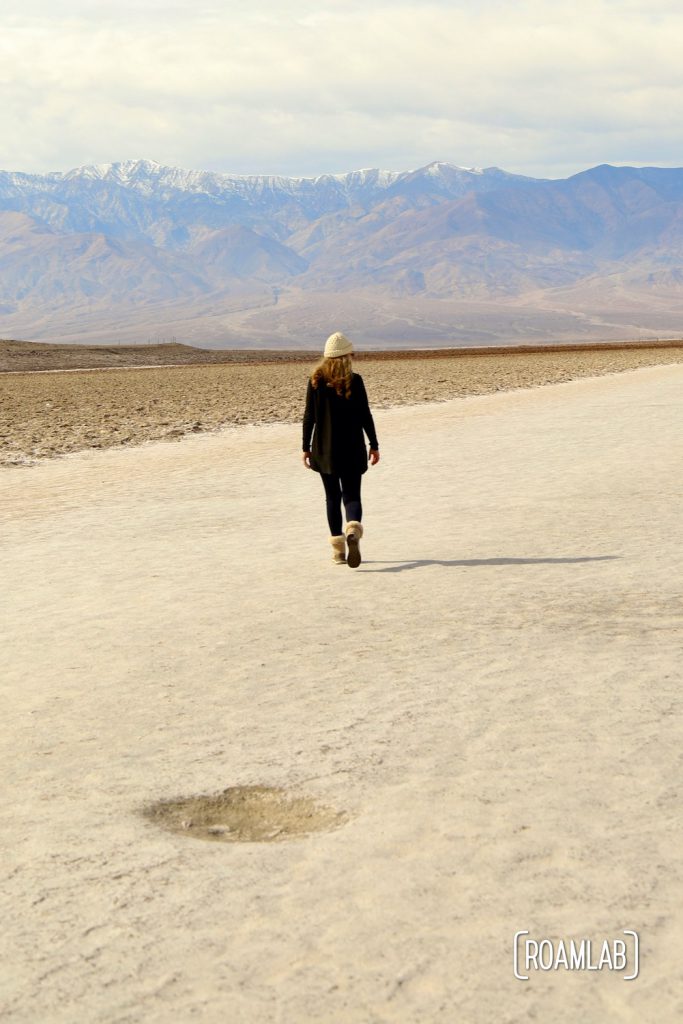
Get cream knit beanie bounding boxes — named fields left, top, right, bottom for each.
left=324, top=331, right=354, bottom=358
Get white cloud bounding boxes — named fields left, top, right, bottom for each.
left=2, top=1, right=683, bottom=177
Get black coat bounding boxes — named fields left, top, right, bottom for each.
left=302, top=372, right=379, bottom=476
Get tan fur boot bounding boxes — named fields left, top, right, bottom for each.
left=330, top=535, right=346, bottom=565
left=345, top=521, right=363, bottom=568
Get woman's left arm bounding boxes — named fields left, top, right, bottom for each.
left=356, top=376, right=380, bottom=459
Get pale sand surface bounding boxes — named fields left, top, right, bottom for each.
left=2, top=364, right=682, bottom=1022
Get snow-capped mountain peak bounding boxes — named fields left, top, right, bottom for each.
left=1, top=159, right=533, bottom=210
left=425, top=160, right=483, bottom=176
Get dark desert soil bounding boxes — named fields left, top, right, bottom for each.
left=2, top=339, right=682, bottom=466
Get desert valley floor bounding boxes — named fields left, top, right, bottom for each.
left=2, top=354, right=682, bottom=1021
left=2, top=341, right=683, bottom=465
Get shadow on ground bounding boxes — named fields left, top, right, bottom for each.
left=360, top=556, right=620, bottom=574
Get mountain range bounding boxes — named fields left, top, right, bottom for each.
left=1, top=158, right=683, bottom=347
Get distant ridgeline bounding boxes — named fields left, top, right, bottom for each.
left=1, top=159, right=682, bottom=347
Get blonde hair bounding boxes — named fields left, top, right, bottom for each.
left=310, top=354, right=353, bottom=399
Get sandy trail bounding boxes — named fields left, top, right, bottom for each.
left=2, top=365, right=682, bottom=1022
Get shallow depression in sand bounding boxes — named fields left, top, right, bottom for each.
left=143, top=785, right=348, bottom=843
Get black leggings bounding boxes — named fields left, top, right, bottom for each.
left=320, top=473, right=362, bottom=535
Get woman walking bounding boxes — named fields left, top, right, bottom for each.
left=302, top=332, right=380, bottom=567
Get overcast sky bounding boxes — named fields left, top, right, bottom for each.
left=2, top=0, right=682, bottom=179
